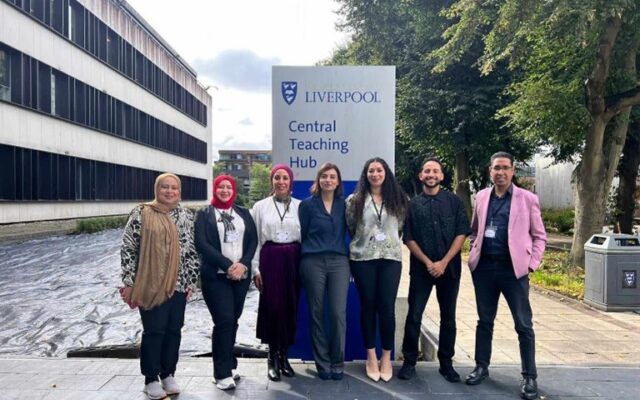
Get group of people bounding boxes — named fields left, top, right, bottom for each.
left=120, top=151, right=546, bottom=400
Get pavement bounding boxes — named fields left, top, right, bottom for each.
left=1, top=357, right=638, bottom=399
left=2, top=238, right=640, bottom=399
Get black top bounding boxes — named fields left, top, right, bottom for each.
left=481, top=184, right=512, bottom=257
left=299, top=195, right=348, bottom=257
left=194, top=204, right=258, bottom=279
left=403, top=190, right=471, bottom=280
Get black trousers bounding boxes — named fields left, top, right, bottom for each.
left=202, top=273, right=251, bottom=380
left=350, top=259, right=401, bottom=350
left=139, top=291, right=187, bottom=382
left=471, top=258, right=537, bottom=378
left=402, top=272, right=460, bottom=367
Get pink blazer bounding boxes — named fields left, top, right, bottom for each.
left=468, top=185, right=547, bottom=279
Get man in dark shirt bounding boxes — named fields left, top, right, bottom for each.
left=465, top=152, right=546, bottom=400
left=398, top=158, right=471, bottom=382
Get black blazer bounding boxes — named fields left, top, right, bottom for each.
left=195, top=204, right=258, bottom=279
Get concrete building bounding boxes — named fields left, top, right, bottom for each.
left=0, top=0, right=212, bottom=223
left=216, top=149, right=271, bottom=193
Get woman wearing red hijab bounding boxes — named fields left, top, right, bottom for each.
left=195, top=175, right=258, bottom=391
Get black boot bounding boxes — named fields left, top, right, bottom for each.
left=278, top=347, right=295, bottom=377
left=267, top=348, right=281, bottom=381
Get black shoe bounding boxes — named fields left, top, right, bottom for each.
left=267, top=350, right=281, bottom=381
left=318, top=371, right=331, bottom=380
left=397, top=363, right=416, bottom=380
left=438, top=366, right=461, bottom=383
left=331, top=371, right=344, bottom=381
left=465, top=366, right=489, bottom=385
left=278, top=350, right=295, bottom=377
left=520, top=377, right=538, bottom=400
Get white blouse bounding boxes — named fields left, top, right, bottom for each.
left=214, top=207, right=246, bottom=274
left=250, top=196, right=301, bottom=276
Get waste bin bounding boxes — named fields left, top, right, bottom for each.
left=584, top=233, right=640, bottom=311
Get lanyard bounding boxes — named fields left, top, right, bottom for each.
left=371, top=198, right=384, bottom=225
left=489, top=194, right=508, bottom=225
left=273, top=197, right=290, bottom=224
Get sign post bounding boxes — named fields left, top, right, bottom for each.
left=272, top=66, right=396, bottom=360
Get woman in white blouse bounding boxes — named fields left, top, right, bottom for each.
left=251, top=164, right=301, bottom=381
left=346, top=157, right=408, bottom=382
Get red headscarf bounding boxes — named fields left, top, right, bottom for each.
left=211, top=175, right=237, bottom=209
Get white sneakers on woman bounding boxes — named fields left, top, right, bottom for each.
left=161, top=375, right=181, bottom=395
left=215, top=376, right=236, bottom=390
left=144, top=381, right=166, bottom=399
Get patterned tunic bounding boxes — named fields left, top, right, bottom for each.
left=120, top=204, right=200, bottom=292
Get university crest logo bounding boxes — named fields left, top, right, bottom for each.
left=281, top=81, right=297, bottom=105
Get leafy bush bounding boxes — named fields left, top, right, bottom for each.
left=542, top=208, right=574, bottom=234
left=74, top=215, right=128, bottom=234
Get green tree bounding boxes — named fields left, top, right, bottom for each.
left=212, top=161, right=225, bottom=178
left=248, top=163, right=272, bottom=207
left=331, top=0, right=534, bottom=217
left=431, top=0, right=640, bottom=265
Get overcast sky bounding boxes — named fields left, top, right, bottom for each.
left=126, top=0, right=351, bottom=160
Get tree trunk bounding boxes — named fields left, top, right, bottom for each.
left=453, top=149, right=472, bottom=221
left=615, top=119, right=640, bottom=233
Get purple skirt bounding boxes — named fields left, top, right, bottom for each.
left=256, top=241, right=301, bottom=347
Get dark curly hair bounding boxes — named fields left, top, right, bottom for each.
left=349, top=157, right=408, bottom=230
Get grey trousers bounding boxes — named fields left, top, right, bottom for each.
left=299, top=253, right=350, bottom=374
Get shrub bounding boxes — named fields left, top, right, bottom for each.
left=542, top=208, right=574, bottom=234
left=74, top=215, right=128, bottom=234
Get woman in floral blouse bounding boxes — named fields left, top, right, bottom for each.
left=120, top=172, right=199, bottom=400
left=346, top=157, right=408, bottom=383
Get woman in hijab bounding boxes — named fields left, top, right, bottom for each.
left=195, top=175, right=258, bottom=391
left=120, top=172, right=200, bottom=400
left=251, top=164, right=301, bottom=381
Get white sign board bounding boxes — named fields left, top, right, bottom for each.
left=272, top=66, right=395, bottom=181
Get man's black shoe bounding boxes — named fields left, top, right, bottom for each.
left=438, top=366, right=461, bottom=383
left=397, top=363, right=416, bottom=380
left=465, top=366, right=489, bottom=385
left=520, top=377, right=538, bottom=400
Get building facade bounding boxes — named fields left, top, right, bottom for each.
left=216, top=150, right=271, bottom=193
left=0, top=0, right=212, bottom=223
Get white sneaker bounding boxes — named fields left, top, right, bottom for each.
left=161, top=375, right=180, bottom=395
left=144, top=381, right=167, bottom=399
left=232, top=369, right=241, bottom=381
left=215, top=376, right=236, bottom=390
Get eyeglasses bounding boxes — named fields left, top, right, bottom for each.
left=490, top=166, right=512, bottom=172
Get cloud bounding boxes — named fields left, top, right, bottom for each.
left=193, top=49, right=280, bottom=92
left=238, top=117, right=254, bottom=126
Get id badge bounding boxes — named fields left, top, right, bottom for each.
left=225, top=230, right=240, bottom=243
left=374, top=232, right=387, bottom=241
left=484, top=225, right=497, bottom=239
left=276, top=230, right=290, bottom=242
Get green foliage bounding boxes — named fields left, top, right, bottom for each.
left=542, top=208, right=575, bottom=234
left=332, top=0, right=536, bottom=192
left=248, top=163, right=272, bottom=207
left=212, top=162, right=225, bottom=178
left=74, top=215, right=128, bottom=234
left=531, top=250, right=584, bottom=299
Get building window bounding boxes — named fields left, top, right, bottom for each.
left=0, top=48, right=9, bottom=101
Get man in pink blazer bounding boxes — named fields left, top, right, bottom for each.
left=465, top=152, right=546, bottom=400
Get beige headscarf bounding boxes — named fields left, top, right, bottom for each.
left=130, top=173, right=182, bottom=310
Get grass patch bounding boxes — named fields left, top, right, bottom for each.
left=74, top=215, right=128, bottom=234
left=530, top=250, right=584, bottom=299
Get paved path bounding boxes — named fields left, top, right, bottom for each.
left=1, top=357, right=638, bottom=399
left=421, top=263, right=640, bottom=366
